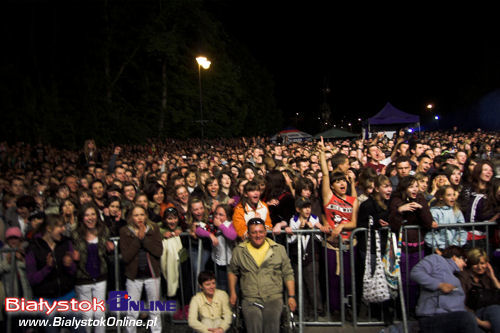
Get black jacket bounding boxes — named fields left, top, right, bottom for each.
left=357, top=196, right=390, bottom=254
left=27, top=236, right=75, bottom=298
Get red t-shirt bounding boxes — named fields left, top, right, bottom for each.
left=365, top=161, right=385, bottom=175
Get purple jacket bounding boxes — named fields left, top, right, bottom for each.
left=411, top=254, right=466, bottom=316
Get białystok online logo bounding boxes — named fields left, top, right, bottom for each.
left=5, top=291, right=176, bottom=315
left=107, top=291, right=176, bottom=312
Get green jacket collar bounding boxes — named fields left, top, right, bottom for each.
left=237, top=237, right=278, bottom=248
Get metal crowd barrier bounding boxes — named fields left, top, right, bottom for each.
left=2, top=221, right=497, bottom=333
left=349, top=221, right=498, bottom=333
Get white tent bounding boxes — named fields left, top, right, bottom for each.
left=270, top=129, right=313, bottom=143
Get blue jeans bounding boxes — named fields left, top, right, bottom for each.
left=476, top=305, right=500, bottom=333
left=418, top=311, right=480, bottom=333
left=189, top=242, right=210, bottom=279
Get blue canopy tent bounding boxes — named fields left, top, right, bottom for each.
left=366, top=102, right=420, bottom=136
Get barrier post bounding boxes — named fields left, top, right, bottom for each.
left=350, top=228, right=361, bottom=328
left=297, top=234, right=304, bottom=333
left=311, top=231, right=318, bottom=322
left=188, top=236, right=195, bottom=295
left=324, top=237, right=331, bottom=321
left=110, top=236, right=121, bottom=333
left=339, top=234, right=345, bottom=326
left=6, top=248, right=17, bottom=333
left=196, top=240, right=203, bottom=291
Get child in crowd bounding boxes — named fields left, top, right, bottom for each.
left=287, top=197, right=328, bottom=319
left=211, top=204, right=237, bottom=292
left=425, top=185, right=467, bottom=252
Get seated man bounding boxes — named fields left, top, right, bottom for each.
left=188, top=271, right=232, bottom=333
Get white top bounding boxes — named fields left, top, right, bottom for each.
left=287, top=214, right=322, bottom=250
left=211, top=220, right=234, bottom=266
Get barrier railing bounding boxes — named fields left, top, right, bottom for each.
left=349, top=221, right=498, bottom=333
left=1, top=221, right=496, bottom=333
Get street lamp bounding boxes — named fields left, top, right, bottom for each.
left=434, top=115, right=440, bottom=129
left=427, top=104, right=434, bottom=111
left=196, top=56, right=211, bottom=148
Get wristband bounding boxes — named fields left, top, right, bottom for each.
left=288, top=295, right=296, bottom=298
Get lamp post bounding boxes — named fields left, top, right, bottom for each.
left=196, top=56, right=211, bottom=148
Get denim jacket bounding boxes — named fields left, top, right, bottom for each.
left=425, top=206, right=467, bottom=249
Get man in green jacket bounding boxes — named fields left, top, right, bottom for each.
left=228, top=218, right=296, bottom=333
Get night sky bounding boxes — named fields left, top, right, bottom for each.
left=1, top=2, right=499, bottom=142
left=208, top=3, right=500, bottom=131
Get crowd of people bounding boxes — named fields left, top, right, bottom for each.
left=0, top=128, right=499, bottom=332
